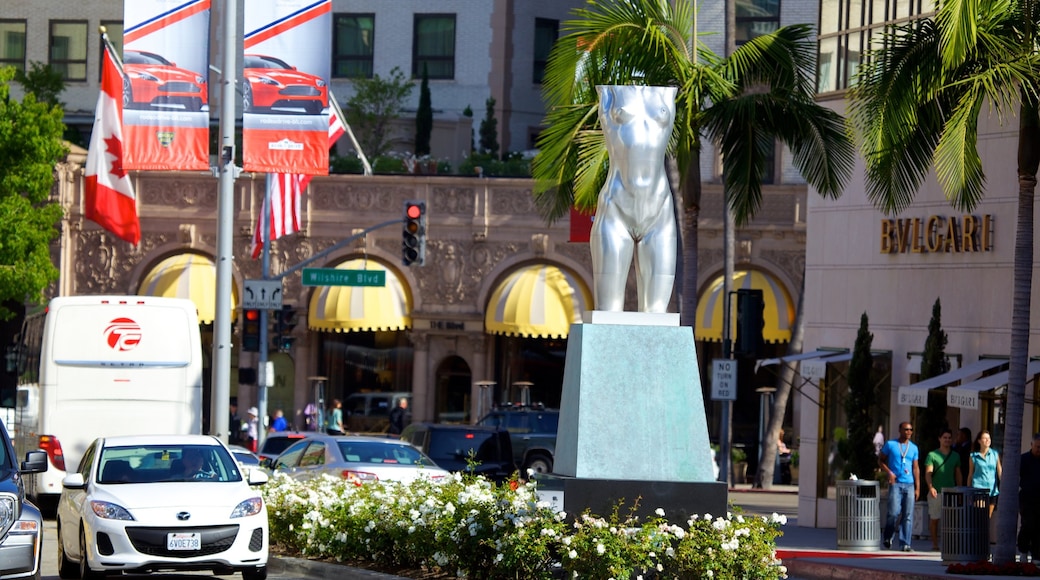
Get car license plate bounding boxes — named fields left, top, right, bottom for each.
left=167, top=532, right=201, bottom=551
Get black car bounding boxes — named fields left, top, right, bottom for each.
left=400, top=423, right=516, bottom=482
left=477, top=405, right=559, bottom=475
left=0, top=418, right=47, bottom=580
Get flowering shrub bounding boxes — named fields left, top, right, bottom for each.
left=263, top=471, right=788, bottom=579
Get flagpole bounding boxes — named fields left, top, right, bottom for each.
left=211, top=0, right=237, bottom=443
left=329, top=93, right=372, bottom=176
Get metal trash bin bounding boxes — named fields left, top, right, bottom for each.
left=837, top=479, right=881, bottom=551
left=941, top=487, right=990, bottom=564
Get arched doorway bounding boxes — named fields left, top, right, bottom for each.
left=435, top=356, right=471, bottom=423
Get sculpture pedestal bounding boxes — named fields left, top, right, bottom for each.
left=546, top=320, right=726, bottom=521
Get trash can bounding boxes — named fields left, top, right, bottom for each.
left=836, top=479, right=881, bottom=551
left=941, top=487, right=990, bottom=564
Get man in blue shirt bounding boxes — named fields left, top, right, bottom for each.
left=878, top=421, right=920, bottom=551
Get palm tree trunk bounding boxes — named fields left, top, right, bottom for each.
left=679, top=154, right=701, bottom=327
left=994, top=101, right=1040, bottom=565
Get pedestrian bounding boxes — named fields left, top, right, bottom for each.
left=245, top=407, right=259, bottom=453
left=228, top=397, right=242, bottom=445
left=879, top=421, right=920, bottom=551
left=775, top=429, right=792, bottom=484
left=269, top=409, right=288, bottom=432
left=388, top=398, right=409, bottom=435
left=873, top=425, right=885, bottom=456
left=924, top=428, right=962, bottom=551
left=967, top=429, right=1002, bottom=520
left=327, top=399, right=344, bottom=435
left=1018, top=433, right=1040, bottom=561
left=953, top=427, right=972, bottom=473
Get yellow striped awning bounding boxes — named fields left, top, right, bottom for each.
left=137, top=253, right=237, bottom=324
left=485, top=264, right=591, bottom=339
left=695, top=269, right=793, bottom=343
left=308, top=259, right=411, bottom=333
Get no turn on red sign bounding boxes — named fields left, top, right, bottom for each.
left=711, top=359, right=737, bottom=401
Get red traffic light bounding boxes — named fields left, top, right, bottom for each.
left=245, top=309, right=260, bottom=321
left=406, top=204, right=423, bottom=219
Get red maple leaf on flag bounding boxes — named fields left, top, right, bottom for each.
left=104, top=135, right=127, bottom=179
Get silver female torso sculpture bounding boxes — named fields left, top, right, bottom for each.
left=590, top=85, right=677, bottom=313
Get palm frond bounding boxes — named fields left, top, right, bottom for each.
left=933, top=87, right=986, bottom=210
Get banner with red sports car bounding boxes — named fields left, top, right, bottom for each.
left=242, top=0, right=332, bottom=174
left=122, top=0, right=211, bottom=171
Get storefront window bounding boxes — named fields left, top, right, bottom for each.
left=318, top=330, right=413, bottom=403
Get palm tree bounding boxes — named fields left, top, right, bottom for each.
left=849, top=0, right=1037, bottom=564
left=532, top=0, right=853, bottom=328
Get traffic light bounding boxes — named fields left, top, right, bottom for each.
left=735, top=289, right=765, bottom=357
left=402, top=200, right=427, bottom=266
left=242, top=309, right=261, bottom=352
left=272, top=305, right=298, bottom=352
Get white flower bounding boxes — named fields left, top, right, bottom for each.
left=569, top=549, right=578, bottom=559
left=596, top=543, right=605, bottom=555
left=655, top=507, right=665, bottom=517
left=706, top=570, right=714, bottom=578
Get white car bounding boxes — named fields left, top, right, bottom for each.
left=55, top=434, right=269, bottom=580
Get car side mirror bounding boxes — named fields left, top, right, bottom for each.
left=248, top=470, right=269, bottom=486
left=21, top=450, right=47, bottom=474
left=62, top=473, right=86, bottom=489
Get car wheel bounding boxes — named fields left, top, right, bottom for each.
left=57, top=523, right=78, bottom=579
left=243, top=83, right=254, bottom=113
left=122, top=76, right=133, bottom=110
left=241, top=565, right=268, bottom=580
left=523, top=454, right=553, bottom=476
left=79, top=527, right=103, bottom=580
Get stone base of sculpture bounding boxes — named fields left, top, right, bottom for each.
left=532, top=474, right=727, bottom=524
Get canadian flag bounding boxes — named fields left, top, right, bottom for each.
left=85, top=43, right=140, bottom=245
left=250, top=109, right=347, bottom=259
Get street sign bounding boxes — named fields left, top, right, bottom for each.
left=711, top=359, right=737, bottom=401
left=302, top=268, right=386, bottom=287
left=243, top=280, right=282, bottom=310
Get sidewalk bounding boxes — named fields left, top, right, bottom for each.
left=270, top=485, right=982, bottom=580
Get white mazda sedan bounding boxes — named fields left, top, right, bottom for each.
left=55, top=434, right=269, bottom=580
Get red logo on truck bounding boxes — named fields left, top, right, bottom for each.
left=105, top=317, right=142, bottom=351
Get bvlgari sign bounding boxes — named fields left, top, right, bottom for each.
left=880, top=215, right=994, bottom=254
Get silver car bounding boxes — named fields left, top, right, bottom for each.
left=0, top=418, right=48, bottom=580
left=270, top=434, right=449, bottom=484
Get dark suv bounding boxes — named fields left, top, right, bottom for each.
left=0, top=418, right=47, bottom=580
left=477, top=405, right=559, bottom=475
left=400, top=423, right=516, bottom=482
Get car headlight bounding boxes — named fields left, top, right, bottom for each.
left=134, top=72, right=160, bottom=83
left=0, top=494, right=17, bottom=531
left=315, top=79, right=326, bottom=88
left=90, top=501, right=134, bottom=521
left=231, top=497, right=263, bottom=519
left=258, top=76, right=279, bottom=86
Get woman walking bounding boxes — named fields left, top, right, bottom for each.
left=967, top=430, right=1002, bottom=519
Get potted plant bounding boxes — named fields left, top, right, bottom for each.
left=731, top=446, right=748, bottom=484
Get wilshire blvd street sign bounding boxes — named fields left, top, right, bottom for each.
left=302, top=268, right=386, bottom=287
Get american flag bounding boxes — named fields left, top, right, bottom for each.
left=250, top=110, right=346, bottom=259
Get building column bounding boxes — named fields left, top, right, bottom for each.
left=468, top=334, right=488, bottom=422
left=408, top=331, right=431, bottom=423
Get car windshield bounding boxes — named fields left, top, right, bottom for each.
left=244, top=55, right=291, bottom=70
left=337, top=441, right=435, bottom=466
left=98, top=444, right=242, bottom=484
left=124, top=51, right=172, bottom=66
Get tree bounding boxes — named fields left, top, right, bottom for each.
left=479, top=96, right=499, bottom=158
left=531, top=0, right=854, bottom=330
left=848, top=0, right=1035, bottom=562
left=0, top=67, right=66, bottom=319
left=414, top=64, right=432, bottom=157
left=343, top=67, right=414, bottom=158
left=13, top=61, right=64, bottom=108
left=840, top=312, right=878, bottom=480
left=915, top=297, right=951, bottom=485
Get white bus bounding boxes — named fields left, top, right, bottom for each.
left=14, top=296, right=203, bottom=506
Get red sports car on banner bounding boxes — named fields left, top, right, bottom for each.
left=243, top=54, right=328, bottom=115
left=122, top=50, right=208, bottom=112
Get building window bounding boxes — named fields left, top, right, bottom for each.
left=533, top=18, right=558, bottom=84
left=100, top=22, right=123, bottom=79
left=817, top=0, right=936, bottom=93
left=736, top=0, right=780, bottom=44
left=413, top=14, right=455, bottom=80
left=49, top=20, right=88, bottom=82
left=333, top=13, right=374, bottom=78
left=0, top=20, right=27, bottom=72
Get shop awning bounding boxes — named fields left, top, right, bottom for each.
left=756, top=350, right=849, bottom=371
left=308, top=259, right=411, bottom=333
left=138, top=253, right=236, bottom=324
left=485, top=264, right=591, bottom=339
left=694, top=269, right=794, bottom=343
left=897, top=358, right=1007, bottom=408
left=947, top=360, right=1040, bottom=410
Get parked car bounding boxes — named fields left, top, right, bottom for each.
left=343, top=392, right=410, bottom=433
left=257, top=431, right=308, bottom=466
left=122, top=50, right=208, bottom=112
left=228, top=445, right=261, bottom=477
left=270, top=434, right=448, bottom=484
left=0, top=418, right=47, bottom=580
left=55, top=434, right=269, bottom=580
left=242, top=54, right=328, bottom=115
left=400, top=423, right=516, bottom=483
left=477, top=405, right=559, bottom=475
